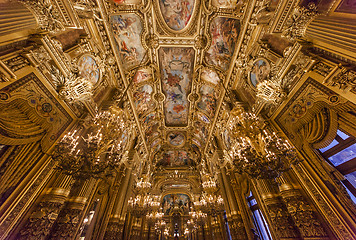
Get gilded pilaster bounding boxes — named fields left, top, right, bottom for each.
left=254, top=179, right=301, bottom=239
left=47, top=178, right=97, bottom=240
left=277, top=175, right=329, bottom=239
left=16, top=173, right=73, bottom=240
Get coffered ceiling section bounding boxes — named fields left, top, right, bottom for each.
left=103, top=0, right=243, bottom=158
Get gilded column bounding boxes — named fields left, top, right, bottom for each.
left=220, top=168, right=248, bottom=240
left=47, top=178, right=97, bottom=240
left=254, top=178, right=301, bottom=239
left=16, top=173, right=73, bottom=240
left=0, top=1, right=37, bottom=38
left=305, top=15, right=356, bottom=62
left=277, top=175, right=328, bottom=239
left=103, top=166, right=133, bottom=240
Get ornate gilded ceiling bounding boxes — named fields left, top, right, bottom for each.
left=101, top=0, right=246, bottom=167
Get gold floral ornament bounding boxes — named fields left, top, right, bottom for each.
left=226, top=107, right=299, bottom=179
left=52, top=107, right=130, bottom=179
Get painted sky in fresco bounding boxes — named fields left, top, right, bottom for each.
left=159, top=47, right=195, bottom=126
left=159, top=0, right=195, bottom=31
left=205, top=17, right=240, bottom=71
left=110, top=14, right=145, bottom=69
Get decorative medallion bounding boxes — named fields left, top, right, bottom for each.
left=77, top=55, right=100, bottom=85
left=110, top=14, right=146, bottom=70
left=249, top=58, right=270, bottom=87
left=205, top=17, right=240, bottom=71
left=159, top=47, right=195, bottom=126
left=158, top=0, right=195, bottom=31
left=167, top=131, right=186, bottom=146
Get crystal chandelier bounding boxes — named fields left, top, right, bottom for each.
left=194, top=192, right=224, bottom=217
left=52, top=107, right=130, bottom=179
left=189, top=210, right=207, bottom=225
left=127, top=177, right=160, bottom=217
left=226, top=106, right=298, bottom=179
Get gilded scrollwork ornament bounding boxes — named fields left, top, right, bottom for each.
left=282, top=3, right=318, bottom=41
left=284, top=195, right=327, bottom=238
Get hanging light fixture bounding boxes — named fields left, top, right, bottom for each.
left=226, top=106, right=298, bottom=179
left=52, top=107, right=130, bottom=179
left=127, top=176, right=160, bottom=217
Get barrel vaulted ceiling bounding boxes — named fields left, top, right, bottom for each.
left=98, top=0, right=252, bottom=168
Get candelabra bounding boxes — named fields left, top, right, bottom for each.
left=226, top=106, right=298, bottom=179
left=52, top=108, right=130, bottom=179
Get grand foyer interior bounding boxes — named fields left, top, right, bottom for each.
left=0, top=0, right=356, bottom=239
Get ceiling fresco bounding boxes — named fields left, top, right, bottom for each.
left=159, top=47, right=195, bottom=126
left=103, top=0, right=243, bottom=165
left=158, top=0, right=195, bottom=31
left=205, top=17, right=240, bottom=71
left=110, top=14, right=146, bottom=69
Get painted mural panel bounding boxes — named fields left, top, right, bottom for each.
left=110, top=14, right=145, bottom=69
left=133, top=84, right=155, bottom=118
left=201, top=68, right=220, bottom=85
left=158, top=0, right=195, bottom=31
left=197, top=85, right=218, bottom=118
left=159, top=47, right=195, bottom=126
left=162, top=194, right=191, bottom=215
left=205, top=17, right=240, bottom=71
left=133, top=68, right=152, bottom=85
left=157, top=150, right=194, bottom=167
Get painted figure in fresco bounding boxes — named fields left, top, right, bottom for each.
left=250, top=59, right=270, bottom=87
left=206, top=17, right=240, bottom=71
left=133, top=68, right=152, bottom=84
left=111, top=14, right=144, bottom=68
left=160, top=0, right=194, bottom=30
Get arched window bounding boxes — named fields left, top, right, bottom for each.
left=246, top=191, right=272, bottom=240
left=319, top=129, right=356, bottom=202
